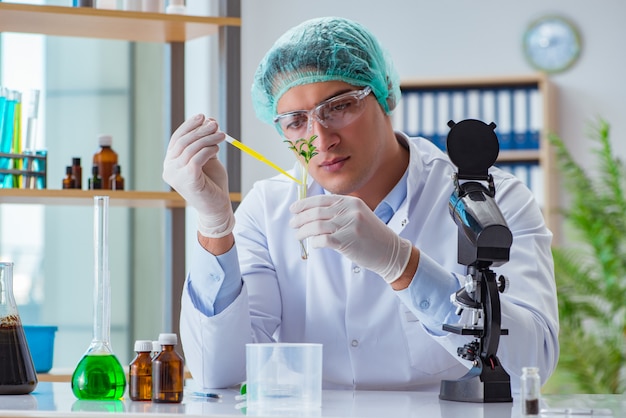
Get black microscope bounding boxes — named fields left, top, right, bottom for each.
left=438, top=119, right=513, bottom=403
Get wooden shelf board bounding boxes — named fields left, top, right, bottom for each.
left=0, top=3, right=241, bottom=43
left=401, top=73, right=548, bottom=89
left=0, top=189, right=186, bottom=208
left=0, top=189, right=242, bottom=207
left=497, top=149, right=541, bottom=162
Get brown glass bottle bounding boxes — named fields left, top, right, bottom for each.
left=109, top=164, right=124, bottom=190
left=129, top=340, right=153, bottom=402
left=62, top=166, right=75, bottom=189
left=93, top=134, right=118, bottom=190
left=152, top=333, right=184, bottom=403
left=71, top=157, right=82, bottom=189
left=0, top=262, right=38, bottom=395
left=88, top=165, right=102, bottom=190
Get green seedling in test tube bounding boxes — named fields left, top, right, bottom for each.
left=284, top=135, right=318, bottom=260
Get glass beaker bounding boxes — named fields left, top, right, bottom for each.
left=71, top=196, right=126, bottom=400
left=0, top=262, right=38, bottom=395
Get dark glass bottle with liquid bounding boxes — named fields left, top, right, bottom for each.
left=93, top=134, right=118, bottom=190
left=0, top=262, right=38, bottom=395
left=109, top=164, right=124, bottom=191
left=152, top=333, right=184, bottom=403
left=71, top=157, right=82, bottom=189
left=62, top=166, right=75, bottom=189
left=88, top=165, right=102, bottom=190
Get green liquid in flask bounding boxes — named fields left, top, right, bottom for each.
left=71, top=353, right=126, bottom=400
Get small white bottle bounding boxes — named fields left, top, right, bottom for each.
left=142, top=0, right=163, bottom=12
left=165, top=0, right=185, bottom=14
left=521, top=367, right=541, bottom=416
left=122, top=0, right=142, bottom=11
left=96, top=0, right=117, bottom=9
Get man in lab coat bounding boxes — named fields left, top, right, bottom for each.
left=162, top=16, right=559, bottom=392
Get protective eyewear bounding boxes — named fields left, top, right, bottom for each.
left=274, top=86, right=372, bottom=140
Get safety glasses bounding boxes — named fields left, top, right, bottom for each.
left=274, top=86, right=372, bottom=140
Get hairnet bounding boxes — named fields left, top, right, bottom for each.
left=251, top=16, right=401, bottom=126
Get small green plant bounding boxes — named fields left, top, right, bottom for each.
left=546, top=118, right=626, bottom=394
left=284, top=136, right=319, bottom=167
left=284, top=135, right=318, bottom=259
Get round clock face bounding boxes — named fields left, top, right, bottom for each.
left=523, top=16, right=581, bottom=73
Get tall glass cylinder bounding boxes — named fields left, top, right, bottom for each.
left=71, top=196, right=126, bottom=400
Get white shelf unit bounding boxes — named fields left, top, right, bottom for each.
left=0, top=2, right=242, bottom=339
left=395, top=74, right=560, bottom=241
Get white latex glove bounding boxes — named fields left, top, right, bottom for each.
left=162, top=114, right=234, bottom=238
left=289, top=194, right=413, bottom=283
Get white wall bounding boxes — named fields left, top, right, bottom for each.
left=238, top=0, right=626, bottom=195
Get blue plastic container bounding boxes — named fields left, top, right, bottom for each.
left=23, top=325, right=58, bottom=373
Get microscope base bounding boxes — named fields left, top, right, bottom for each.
left=439, top=361, right=512, bottom=403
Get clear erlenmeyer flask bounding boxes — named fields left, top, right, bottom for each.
left=0, top=262, right=38, bottom=395
left=71, top=196, right=126, bottom=400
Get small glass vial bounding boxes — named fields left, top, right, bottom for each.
left=521, top=367, right=541, bottom=416
left=88, top=165, right=102, bottom=190
left=62, top=166, right=75, bottom=189
left=109, top=164, right=124, bottom=190
left=152, top=333, right=184, bottom=403
left=129, top=340, right=153, bottom=402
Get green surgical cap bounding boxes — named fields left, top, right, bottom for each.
left=251, top=16, right=401, bottom=126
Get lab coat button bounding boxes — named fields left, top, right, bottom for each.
left=419, top=300, right=430, bottom=310
left=352, top=266, right=361, bottom=274
left=401, top=218, right=408, bottom=227
left=209, top=273, right=220, bottom=282
left=351, top=339, right=359, bottom=347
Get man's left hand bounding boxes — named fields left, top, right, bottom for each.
left=289, top=195, right=412, bottom=284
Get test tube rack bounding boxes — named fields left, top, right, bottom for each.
left=0, top=150, right=47, bottom=189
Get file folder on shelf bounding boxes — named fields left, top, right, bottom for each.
left=396, top=84, right=542, bottom=153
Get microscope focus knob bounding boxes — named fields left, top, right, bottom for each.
left=497, top=275, right=509, bottom=293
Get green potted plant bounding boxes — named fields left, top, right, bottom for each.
left=545, top=118, right=626, bottom=394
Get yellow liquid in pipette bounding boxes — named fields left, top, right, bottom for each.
left=225, top=136, right=302, bottom=184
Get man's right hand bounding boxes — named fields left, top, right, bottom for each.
left=162, top=114, right=235, bottom=238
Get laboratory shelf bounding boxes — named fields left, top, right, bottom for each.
left=0, top=189, right=242, bottom=208
left=0, top=2, right=241, bottom=43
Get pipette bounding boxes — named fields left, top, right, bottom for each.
left=224, top=134, right=301, bottom=184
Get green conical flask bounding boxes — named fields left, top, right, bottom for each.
left=71, top=196, right=126, bottom=400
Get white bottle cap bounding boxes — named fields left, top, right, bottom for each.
left=152, top=340, right=161, bottom=352
left=158, top=332, right=178, bottom=345
left=98, top=134, right=113, bottom=147
left=134, top=340, right=153, bottom=352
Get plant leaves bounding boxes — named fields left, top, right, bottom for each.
left=547, top=118, right=626, bottom=394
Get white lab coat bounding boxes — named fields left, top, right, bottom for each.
left=180, top=133, right=559, bottom=392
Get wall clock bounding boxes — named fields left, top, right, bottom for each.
left=523, top=15, right=581, bottom=73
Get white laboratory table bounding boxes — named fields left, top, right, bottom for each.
left=0, top=381, right=623, bottom=418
